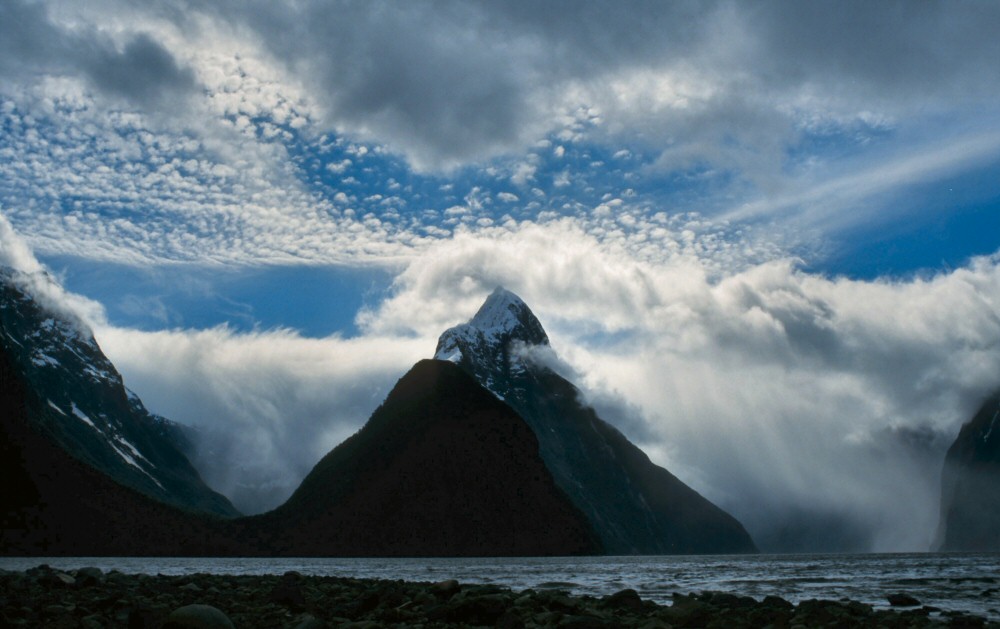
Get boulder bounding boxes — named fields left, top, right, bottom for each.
left=161, top=604, right=234, bottom=629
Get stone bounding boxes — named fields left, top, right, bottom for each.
left=604, top=588, right=644, bottom=611
left=444, top=594, right=510, bottom=625
left=268, top=582, right=305, bottom=608
left=291, top=614, right=327, bottom=629
left=496, top=610, right=526, bottom=629
left=75, top=567, right=104, bottom=586
left=161, top=604, right=234, bottom=629
left=40, top=571, right=76, bottom=588
left=887, top=593, right=921, bottom=607
left=557, top=614, right=614, bottom=629
left=432, top=579, right=461, bottom=598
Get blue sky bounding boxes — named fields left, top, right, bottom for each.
left=4, top=0, right=1000, bottom=549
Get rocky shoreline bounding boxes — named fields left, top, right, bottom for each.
left=1, top=564, right=996, bottom=628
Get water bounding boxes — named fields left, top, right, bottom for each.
left=3, top=553, right=999, bottom=619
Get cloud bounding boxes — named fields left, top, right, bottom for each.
left=81, top=32, right=197, bottom=107
left=0, top=210, right=45, bottom=275
left=247, top=1, right=1000, bottom=171
left=2, top=0, right=999, bottom=271
left=0, top=210, right=106, bottom=330
left=359, top=223, right=1000, bottom=551
left=724, top=130, right=1000, bottom=227
left=95, top=324, right=430, bottom=514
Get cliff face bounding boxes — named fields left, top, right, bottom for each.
left=264, top=359, right=600, bottom=556
left=937, top=391, right=1000, bottom=551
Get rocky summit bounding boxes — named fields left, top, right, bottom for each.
left=436, top=286, right=757, bottom=554
left=937, top=390, right=1000, bottom=551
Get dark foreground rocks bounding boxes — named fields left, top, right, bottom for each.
left=1, top=565, right=996, bottom=629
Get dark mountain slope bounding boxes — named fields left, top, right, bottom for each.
left=937, top=390, right=1000, bottom=551
left=262, top=359, right=600, bottom=557
left=0, top=268, right=237, bottom=518
left=435, top=287, right=757, bottom=554
left=0, top=341, right=256, bottom=555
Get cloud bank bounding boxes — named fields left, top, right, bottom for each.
left=358, top=225, right=1000, bottom=551
left=96, top=325, right=427, bottom=514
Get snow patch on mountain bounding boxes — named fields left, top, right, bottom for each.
left=70, top=403, right=97, bottom=429
left=435, top=287, right=548, bottom=361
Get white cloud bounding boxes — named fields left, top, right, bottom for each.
left=96, top=324, right=430, bottom=514
left=359, top=223, right=1000, bottom=551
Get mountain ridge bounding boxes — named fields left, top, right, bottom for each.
left=433, top=286, right=757, bottom=554
left=0, top=267, right=238, bottom=519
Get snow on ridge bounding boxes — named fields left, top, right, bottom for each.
left=30, top=352, right=60, bottom=368
left=47, top=400, right=67, bottom=415
left=433, top=286, right=549, bottom=363
left=115, top=435, right=154, bottom=468
left=70, top=403, right=98, bottom=429
left=110, top=440, right=165, bottom=490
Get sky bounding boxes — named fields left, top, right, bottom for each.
left=3, top=0, right=1000, bottom=551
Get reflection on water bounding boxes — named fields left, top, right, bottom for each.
left=3, top=553, right=999, bottom=619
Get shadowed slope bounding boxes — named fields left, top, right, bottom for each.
left=0, top=342, right=257, bottom=555
left=937, top=391, right=1000, bottom=551
left=0, top=269, right=238, bottom=518
left=264, top=359, right=600, bottom=556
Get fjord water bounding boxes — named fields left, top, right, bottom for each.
left=3, top=553, right=998, bottom=619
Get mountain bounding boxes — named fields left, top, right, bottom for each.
left=435, top=287, right=757, bottom=554
left=259, top=358, right=600, bottom=556
left=936, top=390, right=1000, bottom=551
left=0, top=268, right=238, bottom=519
left=0, top=340, right=255, bottom=555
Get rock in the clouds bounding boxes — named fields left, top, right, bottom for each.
left=0, top=267, right=238, bottom=534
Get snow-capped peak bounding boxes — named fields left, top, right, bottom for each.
left=433, top=286, right=549, bottom=368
